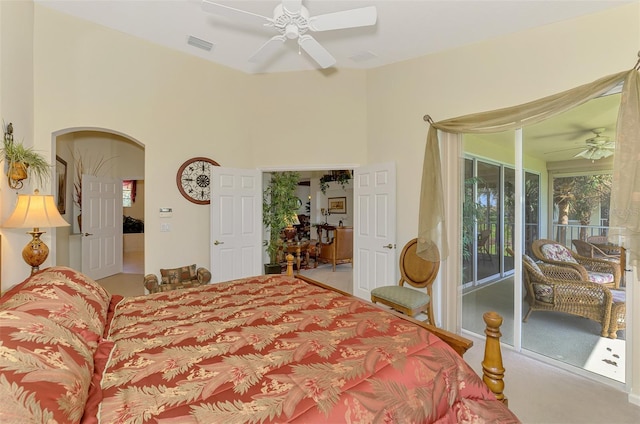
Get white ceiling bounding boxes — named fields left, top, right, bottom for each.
left=35, top=0, right=630, bottom=162
left=36, top=0, right=634, bottom=75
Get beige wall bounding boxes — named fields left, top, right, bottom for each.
left=1, top=0, right=639, bottom=403
left=0, top=0, right=35, bottom=289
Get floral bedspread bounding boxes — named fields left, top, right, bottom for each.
left=101, top=275, right=519, bottom=423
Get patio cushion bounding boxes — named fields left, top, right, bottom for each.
left=371, top=286, right=430, bottom=310
left=532, top=283, right=553, bottom=303
left=541, top=244, right=577, bottom=263
left=587, top=271, right=614, bottom=285
left=522, top=255, right=542, bottom=274
left=610, top=289, right=626, bottom=303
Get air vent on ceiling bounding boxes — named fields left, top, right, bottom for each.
left=349, top=51, right=377, bottom=63
left=187, top=36, right=214, bottom=52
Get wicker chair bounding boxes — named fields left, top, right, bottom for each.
left=521, top=254, right=621, bottom=338
left=571, top=239, right=620, bottom=261
left=531, top=239, right=620, bottom=289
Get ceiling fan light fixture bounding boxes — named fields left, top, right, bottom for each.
left=574, top=147, right=613, bottom=161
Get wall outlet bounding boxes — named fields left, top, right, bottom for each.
left=160, top=223, right=171, bottom=232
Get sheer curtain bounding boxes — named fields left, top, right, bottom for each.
left=417, top=68, right=640, bottom=264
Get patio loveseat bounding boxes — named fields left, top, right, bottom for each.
left=521, top=253, right=625, bottom=338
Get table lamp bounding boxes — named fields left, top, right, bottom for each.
left=283, top=213, right=300, bottom=242
left=3, top=189, right=70, bottom=274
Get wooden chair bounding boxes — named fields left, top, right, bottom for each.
left=318, top=226, right=353, bottom=271
left=531, top=239, right=620, bottom=289
left=371, top=238, right=439, bottom=324
left=521, top=253, right=625, bottom=338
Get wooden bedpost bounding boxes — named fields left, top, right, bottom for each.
left=482, top=311, right=508, bottom=406
left=286, top=253, right=294, bottom=276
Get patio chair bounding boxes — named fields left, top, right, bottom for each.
left=531, top=239, right=620, bottom=289
left=571, top=239, right=620, bottom=261
left=521, top=253, right=624, bottom=338
left=478, top=229, right=492, bottom=262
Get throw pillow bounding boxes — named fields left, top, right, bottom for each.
left=160, top=264, right=197, bottom=285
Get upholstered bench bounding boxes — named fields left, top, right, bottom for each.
left=144, top=264, right=211, bottom=294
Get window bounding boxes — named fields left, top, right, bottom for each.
left=123, top=180, right=136, bottom=207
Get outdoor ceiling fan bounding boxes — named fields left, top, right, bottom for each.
left=201, top=0, right=377, bottom=69
left=573, top=128, right=616, bottom=160
left=545, top=127, right=616, bottom=161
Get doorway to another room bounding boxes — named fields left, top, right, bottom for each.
left=54, top=129, right=145, bottom=286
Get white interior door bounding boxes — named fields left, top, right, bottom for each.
left=353, top=162, right=397, bottom=300
left=210, top=167, right=262, bottom=283
left=81, top=175, right=123, bottom=280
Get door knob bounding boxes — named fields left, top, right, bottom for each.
left=82, top=233, right=93, bottom=237
left=382, top=243, right=396, bottom=249
left=214, top=240, right=224, bottom=245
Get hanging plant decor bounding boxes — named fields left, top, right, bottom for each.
left=1, top=121, right=50, bottom=189
left=319, top=170, right=352, bottom=194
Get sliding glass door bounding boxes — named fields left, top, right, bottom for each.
left=460, top=92, right=625, bottom=384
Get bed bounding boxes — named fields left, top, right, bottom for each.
left=0, top=266, right=519, bottom=423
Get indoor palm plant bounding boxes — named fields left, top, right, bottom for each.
left=262, top=171, right=300, bottom=273
left=2, top=121, right=50, bottom=189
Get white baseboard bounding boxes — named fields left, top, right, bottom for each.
left=629, top=391, right=640, bottom=407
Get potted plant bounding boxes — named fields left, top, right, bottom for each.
left=262, top=171, right=300, bottom=274
left=2, top=121, right=50, bottom=189
left=319, top=170, right=351, bottom=194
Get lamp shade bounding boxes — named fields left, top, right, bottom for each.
left=3, top=190, right=70, bottom=229
left=286, top=213, right=300, bottom=226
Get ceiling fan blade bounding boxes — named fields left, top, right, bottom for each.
left=202, top=0, right=272, bottom=26
left=282, top=0, right=302, bottom=15
left=309, top=6, right=377, bottom=32
left=248, top=35, right=286, bottom=63
left=299, top=35, right=335, bottom=68
left=544, top=146, right=584, bottom=154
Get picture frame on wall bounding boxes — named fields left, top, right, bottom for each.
left=56, top=156, right=67, bottom=214
left=328, top=196, right=346, bottom=214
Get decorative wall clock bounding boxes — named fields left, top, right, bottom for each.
left=176, top=157, right=220, bottom=204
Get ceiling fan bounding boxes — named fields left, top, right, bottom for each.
left=544, top=128, right=616, bottom=161
left=573, top=128, right=616, bottom=160
left=201, top=0, right=377, bottom=69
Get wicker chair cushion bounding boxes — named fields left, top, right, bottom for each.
left=522, top=255, right=542, bottom=273
left=371, top=286, right=430, bottom=310
left=587, top=271, right=614, bottom=285
left=160, top=264, right=197, bottom=285
left=532, top=284, right=553, bottom=303
left=610, top=289, right=626, bottom=303
left=541, top=244, right=577, bottom=263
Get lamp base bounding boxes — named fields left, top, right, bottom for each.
left=283, top=226, right=297, bottom=242
left=22, top=230, right=49, bottom=274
